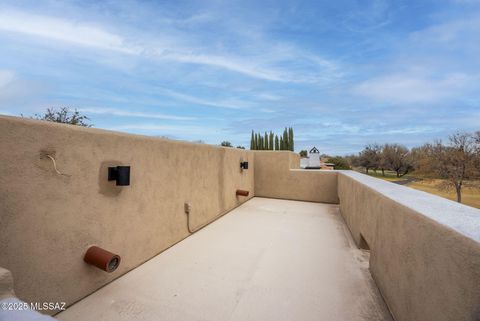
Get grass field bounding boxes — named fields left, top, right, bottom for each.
left=406, top=180, right=480, bottom=209
left=357, top=169, right=480, bottom=209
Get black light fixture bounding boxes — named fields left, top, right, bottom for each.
left=240, top=161, right=249, bottom=170
left=108, top=166, right=130, bottom=186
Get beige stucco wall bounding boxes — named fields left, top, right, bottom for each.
left=2, top=115, right=480, bottom=321
left=254, top=151, right=339, bottom=203
left=0, top=115, right=254, bottom=314
left=338, top=171, right=480, bottom=321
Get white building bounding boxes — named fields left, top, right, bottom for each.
left=300, top=147, right=334, bottom=170
left=306, top=147, right=321, bottom=169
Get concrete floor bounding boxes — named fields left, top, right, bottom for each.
left=57, top=198, right=392, bottom=321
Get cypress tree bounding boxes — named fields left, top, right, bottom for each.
left=269, top=131, right=274, bottom=150
left=275, top=135, right=279, bottom=150
left=288, top=127, right=295, bottom=152
left=250, top=130, right=254, bottom=150
left=254, top=133, right=258, bottom=150
left=283, top=128, right=288, bottom=150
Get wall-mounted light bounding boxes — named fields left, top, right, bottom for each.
left=108, top=166, right=130, bottom=186
left=240, top=161, right=249, bottom=170
left=236, top=189, right=249, bottom=197
left=84, top=246, right=121, bottom=273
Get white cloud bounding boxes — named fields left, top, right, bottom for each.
left=0, top=70, right=15, bottom=88
left=256, top=93, right=282, bottom=101
left=157, top=88, right=253, bottom=109
left=0, top=9, right=138, bottom=54
left=0, top=70, right=48, bottom=105
left=410, top=16, right=480, bottom=44
left=0, top=8, right=341, bottom=83
left=108, top=123, right=218, bottom=136
left=353, top=72, right=470, bottom=104
left=78, top=107, right=195, bottom=120
left=164, top=53, right=285, bottom=82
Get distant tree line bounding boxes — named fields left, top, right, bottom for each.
left=347, top=131, right=480, bottom=203
left=220, top=141, right=245, bottom=149
left=250, top=127, right=294, bottom=151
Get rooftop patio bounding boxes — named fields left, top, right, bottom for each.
left=1, top=116, right=479, bottom=321
left=57, top=198, right=391, bottom=321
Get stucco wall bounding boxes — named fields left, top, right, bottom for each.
left=3, top=115, right=480, bottom=321
left=0, top=115, right=254, bottom=314
left=254, top=151, right=339, bottom=203
left=338, top=171, right=480, bottom=321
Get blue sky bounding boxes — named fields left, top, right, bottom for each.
left=0, top=0, right=479, bottom=154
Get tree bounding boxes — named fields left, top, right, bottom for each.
left=344, top=154, right=359, bottom=168
left=283, top=128, right=289, bottom=150
left=220, top=141, right=233, bottom=147
left=250, top=130, right=254, bottom=150
left=288, top=127, right=295, bottom=152
left=358, top=144, right=381, bottom=174
left=382, top=144, right=413, bottom=177
left=328, top=156, right=351, bottom=170
left=28, top=107, right=92, bottom=127
left=299, top=150, right=308, bottom=157
left=474, top=131, right=480, bottom=171
left=249, top=128, right=295, bottom=151
left=378, top=145, right=388, bottom=176
left=429, top=133, right=479, bottom=203
left=410, top=144, right=433, bottom=176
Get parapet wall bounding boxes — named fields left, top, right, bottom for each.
left=2, top=117, right=480, bottom=321
left=254, top=151, right=338, bottom=203
left=0, top=116, right=254, bottom=314
left=338, top=171, right=480, bottom=321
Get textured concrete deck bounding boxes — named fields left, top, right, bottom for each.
left=57, top=198, right=392, bottom=321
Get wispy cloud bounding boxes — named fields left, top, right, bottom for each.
left=409, top=14, right=480, bottom=45
left=0, top=9, right=137, bottom=54
left=1, top=1, right=479, bottom=154
left=0, top=70, right=15, bottom=87
left=162, top=53, right=286, bottom=82
left=0, top=69, right=47, bottom=105
left=156, top=88, right=254, bottom=109
left=79, top=107, right=195, bottom=120
left=108, top=123, right=219, bottom=136
left=353, top=72, right=471, bottom=103
left=0, top=7, right=341, bottom=83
